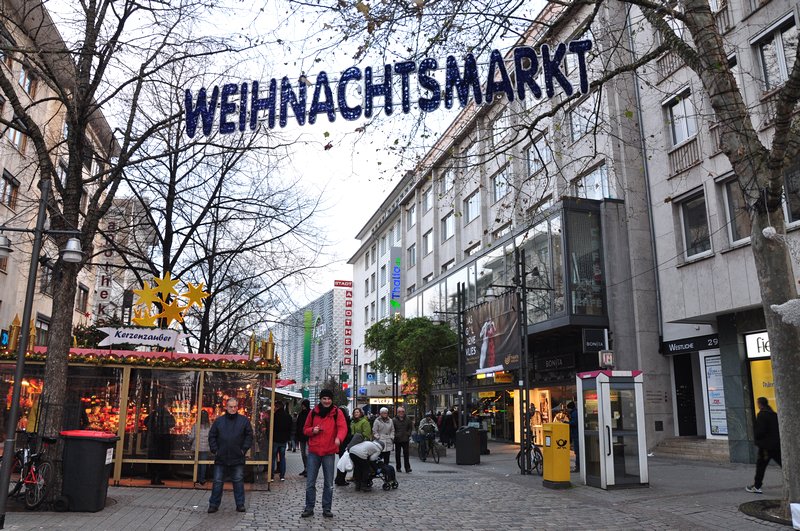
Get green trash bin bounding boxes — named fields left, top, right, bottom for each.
left=60, top=430, right=119, bottom=512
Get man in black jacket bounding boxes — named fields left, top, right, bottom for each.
left=746, top=397, right=781, bottom=494
left=271, top=400, right=293, bottom=481
left=296, top=399, right=311, bottom=476
left=393, top=407, right=414, bottom=473
left=208, top=398, right=253, bottom=513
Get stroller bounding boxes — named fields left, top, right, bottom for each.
left=370, top=458, right=399, bottom=491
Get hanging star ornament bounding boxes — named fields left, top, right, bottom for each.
left=182, top=282, right=210, bottom=308
left=157, top=298, right=187, bottom=326
left=132, top=281, right=160, bottom=307
left=153, top=272, right=180, bottom=299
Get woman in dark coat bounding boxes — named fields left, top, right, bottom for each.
left=440, top=410, right=457, bottom=448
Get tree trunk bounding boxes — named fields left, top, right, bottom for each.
left=751, top=209, right=800, bottom=517
left=38, top=263, right=80, bottom=500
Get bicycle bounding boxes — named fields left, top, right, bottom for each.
left=418, top=433, right=440, bottom=463
left=516, top=438, right=543, bottom=476
left=6, top=431, right=56, bottom=510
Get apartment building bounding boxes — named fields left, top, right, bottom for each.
left=629, top=0, right=800, bottom=462
left=350, top=0, right=673, bottom=445
left=0, top=4, right=117, bottom=346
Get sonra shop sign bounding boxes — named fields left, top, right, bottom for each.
left=184, top=41, right=592, bottom=137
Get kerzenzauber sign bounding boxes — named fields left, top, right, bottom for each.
left=98, top=327, right=182, bottom=348
left=184, top=41, right=592, bottom=137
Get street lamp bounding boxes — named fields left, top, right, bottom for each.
left=0, top=178, right=82, bottom=529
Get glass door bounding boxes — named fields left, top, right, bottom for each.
left=607, top=381, right=641, bottom=486
left=581, top=379, right=602, bottom=487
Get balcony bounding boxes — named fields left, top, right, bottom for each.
left=709, top=123, right=723, bottom=154
left=656, top=51, right=683, bottom=82
left=714, top=2, right=732, bottom=34
left=668, top=136, right=701, bottom=176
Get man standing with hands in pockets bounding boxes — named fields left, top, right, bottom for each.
left=301, top=389, right=348, bottom=518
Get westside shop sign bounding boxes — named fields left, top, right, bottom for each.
left=184, top=40, right=592, bottom=138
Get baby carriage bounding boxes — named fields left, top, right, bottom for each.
left=370, top=458, right=399, bottom=491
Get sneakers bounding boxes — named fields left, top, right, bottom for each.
left=323, top=510, right=334, bottom=518
left=745, top=485, right=763, bottom=494
left=301, top=509, right=314, bottom=518
left=280, top=477, right=285, bottom=482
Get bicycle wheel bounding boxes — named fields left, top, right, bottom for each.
left=7, top=456, right=23, bottom=497
left=25, top=460, right=52, bottom=510
left=532, top=447, right=543, bottom=476
left=431, top=443, right=440, bottom=464
left=418, top=440, right=427, bottom=461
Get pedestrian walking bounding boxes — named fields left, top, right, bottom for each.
left=271, top=400, right=293, bottom=481
left=207, top=398, right=253, bottom=513
left=567, top=401, right=579, bottom=472
left=348, top=439, right=384, bottom=491
left=301, top=389, right=348, bottom=518
left=296, top=399, right=311, bottom=477
left=392, top=406, right=413, bottom=473
left=372, top=407, right=395, bottom=464
left=746, top=397, right=781, bottom=494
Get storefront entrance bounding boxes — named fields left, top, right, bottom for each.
left=673, top=354, right=697, bottom=436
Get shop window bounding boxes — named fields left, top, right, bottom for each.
left=1, top=170, right=19, bottom=210
left=723, top=179, right=750, bottom=243
left=680, top=192, right=712, bottom=258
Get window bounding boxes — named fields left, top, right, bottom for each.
left=464, top=190, right=480, bottom=224
left=0, top=256, right=7, bottom=272
left=423, top=273, right=433, bottom=285
left=463, top=141, right=479, bottom=169
left=35, top=316, right=49, bottom=346
left=364, top=250, right=369, bottom=270
left=441, top=211, right=455, bottom=240
left=528, top=136, right=553, bottom=175
left=370, top=272, right=376, bottom=292
left=492, top=167, right=510, bottom=203
left=364, top=306, right=369, bottom=324
left=440, top=168, right=454, bottom=194
left=681, top=193, right=712, bottom=258
left=380, top=235, right=387, bottom=255
left=370, top=301, right=376, bottom=322
left=492, top=108, right=511, bottom=147
left=757, top=19, right=797, bottom=92
left=6, top=115, right=26, bottom=151
left=380, top=265, right=387, bottom=286
left=493, top=223, right=511, bottom=240
left=364, top=278, right=369, bottom=296
left=465, top=243, right=481, bottom=257
left=76, top=285, right=89, bottom=313
left=380, top=296, right=387, bottom=318
left=407, top=204, right=416, bottom=228
left=441, top=260, right=455, bottom=273
left=407, top=244, right=417, bottom=267
left=422, top=188, right=433, bottom=211
left=1, top=171, right=19, bottom=209
left=39, top=265, right=54, bottom=296
left=395, top=220, right=401, bottom=242
left=371, top=245, right=376, bottom=264
left=784, top=161, right=800, bottom=223
left=18, top=65, right=35, bottom=96
left=666, top=91, right=697, bottom=145
left=573, top=165, right=613, bottom=200
left=723, top=180, right=750, bottom=242
left=570, top=93, right=596, bottom=142
left=407, top=284, right=416, bottom=295
left=0, top=24, right=16, bottom=68
left=423, top=230, right=433, bottom=255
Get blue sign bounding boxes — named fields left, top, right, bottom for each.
left=366, top=372, right=376, bottom=383
left=184, top=41, right=593, bottom=138
left=359, top=387, right=367, bottom=396
left=0, top=329, right=8, bottom=347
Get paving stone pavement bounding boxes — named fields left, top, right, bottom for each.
left=0, top=442, right=787, bottom=530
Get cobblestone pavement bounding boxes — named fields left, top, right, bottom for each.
left=1, top=442, right=786, bottom=530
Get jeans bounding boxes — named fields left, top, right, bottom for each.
left=272, top=442, right=287, bottom=478
left=300, top=440, right=308, bottom=470
left=304, top=452, right=335, bottom=511
left=208, top=464, right=245, bottom=509
left=395, top=441, right=411, bottom=471
left=754, top=448, right=782, bottom=488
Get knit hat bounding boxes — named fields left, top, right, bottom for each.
left=319, top=389, right=334, bottom=399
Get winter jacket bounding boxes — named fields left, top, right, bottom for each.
left=272, top=407, right=293, bottom=444
left=351, top=416, right=373, bottom=440
left=303, top=405, right=348, bottom=456
left=349, top=440, right=383, bottom=461
left=372, top=416, right=395, bottom=454
left=754, top=406, right=780, bottom=452
left=296, top=408, right=310, bottom=442
left=209, top=413, right=253, bottom=466
left=392, top=414, right=414, bottom=443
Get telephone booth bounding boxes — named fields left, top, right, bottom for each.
left=576, top=370, right=648, bottom=489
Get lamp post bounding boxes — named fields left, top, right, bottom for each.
left=0, top=178, right=82, bottom=529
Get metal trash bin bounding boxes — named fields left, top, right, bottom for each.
left=455, top=427, right=480, bottom=465
left=60, top=430, right=119, bottom=512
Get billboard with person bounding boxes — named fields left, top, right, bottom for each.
left=463, top=291, right=521, bottom=375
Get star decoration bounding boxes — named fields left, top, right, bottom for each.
left=132, top=307, right=158, bottom=327
left=157, top=298, right=187, bottom=326
left=154, top=272, right=180, bottom=299
left=132, top=281, right=160, bottom=307
left=182, top=282, right=210, bottom=308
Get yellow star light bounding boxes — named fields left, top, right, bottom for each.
left=132, top=281, right=160, bottom=307
left=132, top=307, right=158, bottom=327
left=182, top=282, right=210, bottom=308
left=158, top=298, right=187, bottom=326
left=154, top=272, right=180, bottom=299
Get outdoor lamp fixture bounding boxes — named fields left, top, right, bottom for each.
left=0, top=177, right=83, bottom=529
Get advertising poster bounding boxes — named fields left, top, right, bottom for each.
left=703, top=355, right=728, bottom=436
left=463, top=291, right=521, bottom=375
left=749, top=359, right=777, bottom=414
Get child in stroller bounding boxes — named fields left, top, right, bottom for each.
left=349, top=440, right=399, bottom=491
left=370, top=457, right=399, bottom=491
